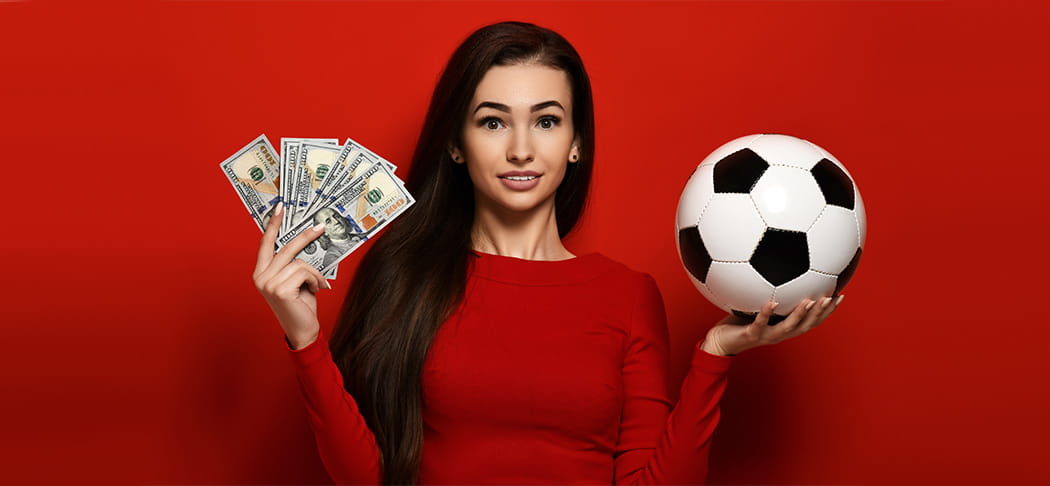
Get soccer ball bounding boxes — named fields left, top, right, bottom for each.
left=675, top=134, right=866, bottom=324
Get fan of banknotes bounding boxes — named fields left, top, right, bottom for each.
left=220, top=134, right=415, bottom=280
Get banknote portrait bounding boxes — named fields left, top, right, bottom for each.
left=314, top=207, right=364, bottom=269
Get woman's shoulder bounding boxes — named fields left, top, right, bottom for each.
left=576, top=254, right=666, bottom=323
left=571, top=253, right=661, bottom=295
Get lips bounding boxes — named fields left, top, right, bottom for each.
left=498, top=170, right=542, bottom=190
left=498, top=170, right=542, bottom=181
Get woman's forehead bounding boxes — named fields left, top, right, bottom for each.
left=471, top=63, right=572, bottom=109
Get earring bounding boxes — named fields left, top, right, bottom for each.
left=570, top=153, right=579, bottom=162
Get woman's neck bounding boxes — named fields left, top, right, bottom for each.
left=471, top=198, right=574, bottom=261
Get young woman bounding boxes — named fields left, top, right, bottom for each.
left=253, top=21, right=842, bottom=485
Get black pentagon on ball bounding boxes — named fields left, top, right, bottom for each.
left=713, top=148, right=769, bottom=194
left=731, top=309, right=752, bottom=322
left=678, top=226, right=712, bottom=283
left=731, top=309, right=788, bottom=326
left=750, top=229, right=809, bottom=286
left=834, top=247, right=862, bottom=295
left=811, top=158, right=855, bottom=210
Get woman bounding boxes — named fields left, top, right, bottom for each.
left=253, top=21, right=841, bottom=485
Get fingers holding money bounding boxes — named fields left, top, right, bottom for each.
left=254, top=202, right=284, bottom=277
left=229, top=135, right=413, bottom=289
left=254, top=206, right=329, bottom=290
left=269, top=222, right=328, bottom=272
left=271, top=259, right=329, bottom=299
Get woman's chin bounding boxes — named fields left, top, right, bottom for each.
left=495, top=199, right=555, bottom=217
left=475, top=185, right=559, bottom=217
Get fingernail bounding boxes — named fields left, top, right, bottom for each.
left=324, top=280, right=332, bottom=290
left=805, top=300, right=815, bottom=310
left=275, top=202, right=284, bottom=216
left=312, top=222, right=325, bottom=232
left=836, top=294, right=845, bottom=305
left=823, top=297, right=832, bottom=307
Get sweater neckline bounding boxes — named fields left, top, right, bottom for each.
left=468, top=250, right=614, bottom=286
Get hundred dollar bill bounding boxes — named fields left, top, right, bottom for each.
left=288, top=141, right=343, bottom=230
left=309, top=150, right=376, bottom=213
left=280, top=138, right=337, bottom=233
left=303, top=137, right=401, bottom=216
left=219, top=134, right=282, bottom=232
left=288, top=138, right=339, bottom=227
left=279, top=140, right=300, bottom=233
left=277, top=162, right=414, bottom=274
left=303, top=141, right=364, bottom=216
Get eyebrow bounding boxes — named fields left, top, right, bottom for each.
left=473, top=100, right=565, bottom=114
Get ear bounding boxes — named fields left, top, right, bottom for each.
left=569, top=137, right=581, bottom=163
left=448, top=144, right=465, bottom=164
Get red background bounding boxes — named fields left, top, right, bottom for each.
left=2, top=1, right=1048, bottom=484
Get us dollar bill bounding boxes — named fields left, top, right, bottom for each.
left=279, top=140, right=300, bottom=233
left=280, top=138, right=337, bottom=233
left=302, top=141, right=364, bottom=216
left=303, top=137, right=401, bottom=216
left=288, top=142, right=343, bottom=230
left=219, top=134, right=282, bottom=232
left=277, top=161, right=414, bottom=274
left=310, top=151, right=376, bottom=214
left=288, top=138, right=339, bottom=230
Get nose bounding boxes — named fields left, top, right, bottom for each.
left=507, top=126, right=534, bottom=164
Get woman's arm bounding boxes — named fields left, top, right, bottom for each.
left=612, top=275, right=731, bottom=485
left=613, top=276, right=843, bottom=485
left=285, top=327, right=382, bottom=485
left=254, top=203, right=382, bottom=484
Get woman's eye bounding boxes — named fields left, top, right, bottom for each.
left=537, top=116, right=560, bottom=130
left=482, top=118, right=503, bottom=130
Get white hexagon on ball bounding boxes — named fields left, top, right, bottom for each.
left=854, top=188, right=867, bottom=246
left=675, top=164, right=714, bottom=230
left=697, top=194, right=766, bottom=262
left=808, top=205, right=860, bottom=274
left=750, top=166, right=825, bottom=232
left=706, top=262, right=775, bottom=314
left=772, top=271, right=838, bottom=312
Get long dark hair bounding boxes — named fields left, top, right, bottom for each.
left=328, top=21, right=595, bottom=485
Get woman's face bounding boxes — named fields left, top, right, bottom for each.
left=314, top=208, right=348, bottom=239
left=456, top=62, right=578, bottom=216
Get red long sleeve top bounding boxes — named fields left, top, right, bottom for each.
left=285, top=251, right=733, bottom=485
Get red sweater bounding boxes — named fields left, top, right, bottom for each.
left=286, top=251, right=733, bottom=485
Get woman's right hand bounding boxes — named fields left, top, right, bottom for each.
left=253, top=202, right=331, bottom=350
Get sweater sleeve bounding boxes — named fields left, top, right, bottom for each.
left=285, top=326, right=382, bottom=485
left=613, top=275, right=733, bottom=485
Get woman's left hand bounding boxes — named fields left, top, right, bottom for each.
left=700, top=295, right=844, bottom=356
